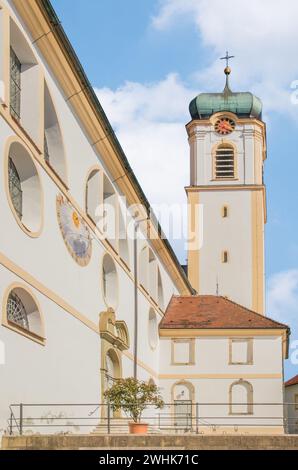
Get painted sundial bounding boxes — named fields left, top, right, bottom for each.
left=56, top=194, right=92, bottom=266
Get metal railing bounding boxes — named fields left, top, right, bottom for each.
left=6, top=402, right=298, bottom=435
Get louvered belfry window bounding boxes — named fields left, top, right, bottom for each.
left=10, top=47, right=21, bottom=120
left=215, top=145, right=235, bottom=179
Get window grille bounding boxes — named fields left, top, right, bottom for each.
left=10, top=47, right=21, bottom=120
left=7, top=291, right=29, bottom=330
left=215, top=145, right=235, bottom=179
left=8, top=157, right=23, bottom=219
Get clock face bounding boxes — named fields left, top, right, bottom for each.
left=56, top=194, right=92, bottom=266
left=215, top=117, right=235, bottom=135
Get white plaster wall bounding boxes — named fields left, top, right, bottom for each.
left=159, top=336, right=284, bottom=429
left=159, top=336, right=283, bottom=375
left=0, top=266, right=100, bottom=434
left=199, top=190, right=252, bottom=307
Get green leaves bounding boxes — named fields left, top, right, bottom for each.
left=104, top=377, right=164, bottom=423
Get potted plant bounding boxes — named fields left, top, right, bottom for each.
left=104, top=377, right=164, bottom=434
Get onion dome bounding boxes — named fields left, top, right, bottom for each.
left=189, top=66, right=262, bottom=120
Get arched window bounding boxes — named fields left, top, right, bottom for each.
left=148, top=249, right=157, bottom=301
left=4, top=285, right=45, bottom=343
left=119, top=207, right=130, bottom=267
left=139, top=245, right=159, bottom=301
left=172, top=381, right=194, bottom=430
left=10, top=19, right=40, bottom=142
left=7, top=291, right=29, bottom=330
left=102, top=254, right=118, bottom=308
left=157, top=268, right=165, bottom=310
left=215, top=144, right=235, bottom=179
left=139, top=245, right=149, bottom=292
left=103, top=175, right=117, bottom=248
left=7, top=140, right=42, bottom=235
left=229, top=380, right=253, bottom=415
left=44, top=82, right=67, bottom=182
left=148, top=308, right=158, bottom=350
left=86, top=168, right=101, bottom=223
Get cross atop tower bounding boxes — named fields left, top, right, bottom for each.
left=220, top=51, right=235, bottom=68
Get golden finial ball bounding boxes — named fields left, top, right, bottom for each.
left=224, top=66, right=231, bottom=75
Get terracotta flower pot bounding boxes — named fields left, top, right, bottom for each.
left=128, top=422, right=149, bottom=434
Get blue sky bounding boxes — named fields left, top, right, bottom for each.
left=51, top=0, right=298, bottom=378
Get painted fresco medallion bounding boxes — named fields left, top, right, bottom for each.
left=56, top=194, right=92, bottom=266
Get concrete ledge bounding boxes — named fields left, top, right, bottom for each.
left=2, top=434, right=298, bottom=450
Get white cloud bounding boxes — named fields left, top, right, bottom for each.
left=267, top=270, right=298, bottom=324
left=95, top=74, right=195, bottom=207
left=152, top=0, right=298, bottom=117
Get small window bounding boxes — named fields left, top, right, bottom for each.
left=171, top=339, right=195, bottom=365
left=10, top=47, right=21, bottom=120
left=222, top=205, right=228, bottom=218
left=295, top=394, right=298, bottom=411
left=222, top=251, right=229, bottom=263
left=215, top=145, right=235, bottom=179
left=230, top=338, right=253, bottom=365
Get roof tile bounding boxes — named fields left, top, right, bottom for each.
left=285, top=375, right=298, bottom=387
left=160, top=295, right=289, bottom=330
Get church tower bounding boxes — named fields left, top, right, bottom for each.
left=186, top=59, right=266, bottom=314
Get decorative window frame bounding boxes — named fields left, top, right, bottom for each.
left=2, top=282, right=45, bottom=345
left=229, top=338, right=253, bottom=365
left=171, top=338, right=195, bottom=365
left=229, top=379, right=254, bottom=415
left=211, top=140, right=238, bottom=182
left=4, top=136, right=44, bottom=238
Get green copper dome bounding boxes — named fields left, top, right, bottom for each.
left=189, top=69, right=262, bottom=120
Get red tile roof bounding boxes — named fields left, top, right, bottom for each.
left=160, top=295, right=289, bottom=330
left=285, top=375, right=298, bottom=387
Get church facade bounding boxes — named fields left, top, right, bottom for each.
left=0, top=0, right=289, bottom=436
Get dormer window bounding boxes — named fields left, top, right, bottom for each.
left=215, top=144, right=235, bottom=179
